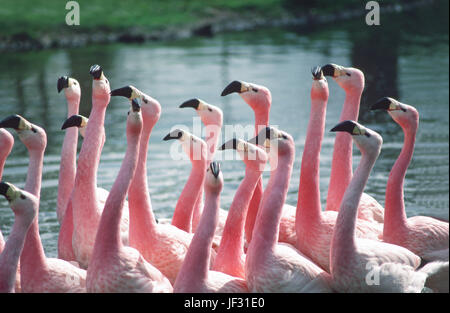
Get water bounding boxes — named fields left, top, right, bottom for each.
left=0, top=5, right=448, bottom=257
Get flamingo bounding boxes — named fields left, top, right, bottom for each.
left=0, top=128, right=21, bottom=292
left=86, top=100, right=172, bottom=293
left=213, top=138, right=267, bottom=279
left=322, top=63, right=385, bottom=224
left=221, top=81, right=297, bottom=247
left=0, top=182, right=36, bottom=293
left=173, top=162, right=248, bottom=293
left=370, top=97, right=449, bottom=261
left=0, top=114, right=86, bottom=292
left=178, top=98, right=226, bottom=234
left=70, top=65, right=129, bottom=269
left=244, top=126, right=332, bottom=292
left=110, top=85, right=193, bottom=285
left=164, top=128, right=208, bottom=233
left=296, top=67, right=381, bottom=273
left=329, top=120, right=426, bottom=293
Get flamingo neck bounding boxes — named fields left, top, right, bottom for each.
left=331, top=150, right=376, bottom=271
left=21, top=148, right=47, bottom=281
left=176, top=188, right=220, bottom=289
left=244, top=109, right=269, bottom=244
left=214, top=169, right=261, bottom=276
left=326, top=89, right=361, bottom=212
left=57, top=97, right=80, bottom=223
left=0, top=214, right=30, bottom=292
left=250, top=150, right=293, bottom=254
left=384, top=124, right=417, bottom=236
left=172, top=156, right=207, bottom=233
left=93, top=130, right=140, bottom=257
left=128, top=124, right=158, bottom=251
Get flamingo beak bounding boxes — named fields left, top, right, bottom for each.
left=0, top=181, right=18, bottom=202
left=209, top=161, right=221, bottom=178
left=89, top=64, right=103, bottom=80
left=163, top=130, right=183, bottom=141
left=248, top=126, right=272, bottom=147
left=330, top=120, right=369, bottom=137
left=131, top=98, right=141, bottom=112
left=179, top=99, right=200, bottom=110
left=370, top=97, right=392, bottom=111
left=110, top=86, right=133, bottom=99
left=61, top=115, right=87, bottom=130
left=57, top=76, right=69, bottom=93
left=311, top=66, right=324, bottom=80
left=219, top=138, right=238, bottom=151
left=221, top=81, right=243, bottom=96
left=0, top=115, right=27, bottom=130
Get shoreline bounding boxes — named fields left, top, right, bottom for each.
left=0, top=0, right=435, bottom=52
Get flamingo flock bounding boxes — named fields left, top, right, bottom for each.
left=0, top=63, right=448, bottom=293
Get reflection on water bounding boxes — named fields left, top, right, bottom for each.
left=0, top=4, right=448, bottom=257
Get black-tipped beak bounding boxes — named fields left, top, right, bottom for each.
left=210, top=162, right=220, bottom=178
left=0, top=115, right=22, bottom=130
left=219, top=138, right=238, bottom=151
left=61, top=115, right=84, bottom=130
left=163, top=130, right=183, bottom=141
left=89, top=64, right=103, bottom=79
left=321, top=64, right=336, bottom=77
left=57, top=76, right=69, bottom=93
left=0, top=181, right=10, bottom=198
left=131, top=98, right=141, bottom=112
left=330, top=120, right=357, bottom=134
left=311, top=66, right=323, bottom=80
left=110, top=86, right=133, bottom=98
left=370, top=97, right=392, bottom=111
left=221, top=81, right=242, bottom=96
left=179, top=99, right=200, bottom=109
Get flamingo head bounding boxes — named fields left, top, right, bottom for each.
left=330, top=120, right=382, bottom=158
left=205, top=161, right=223, bottom=193
left=219, top=138, right=268, bottom=172
left=61, top=114, right=89, bottom=138
left=221, top=80, right=271, bottom=117
left=179, top=98, right=223, bottom=129
left=322, top=63, right=364, bottom=92
left=311, top=66, right=329, bottom=102
left=0, top=115, right=47, bottom=152
left=90, top=64, right=111, bottom=105
left=370, top=97, right=419, bottom=131
left=126, top=98, right=143, bottom=136
left=163, top=128, right=207, bottom=163
left=57, top=76, right=81, bottom=103
left=111, top=85, right=161, bottom=126
left=0, top=181, right=37, bottom=224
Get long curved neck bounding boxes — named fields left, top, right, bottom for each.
left=331, top=149, right=376, bottom=270
left=297, top=96, right=327, bottom=225
left=215, top=169, right=261, bottom=274
left=57, top=97, right=80, bottom=223
left=93, top=130, right=140, bottom=257
left=21, top=148, right=47, bottom=279
left=0, top=214, right=30, bottom=292
left=251, top=151, right=293, bottom=253
left=326, top=88, right=361, bottom=211
left=175, top=188, right=220, bottom=289
left=245, top=108, right=270, bottom=244
left=172, top=159, right=206, bottom=233
left=384, top=124, right=416, bottom=235
left=128, top=124, right=157, bottom=250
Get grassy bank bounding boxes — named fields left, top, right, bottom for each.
left=0, top=0, right=440, bottom=50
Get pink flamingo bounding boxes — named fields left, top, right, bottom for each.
left=329, top=120, right=426, bottom=292
left=371, top=98, right=449, bottom=261
left=0, top=114, right=86, bottom=292
left=0, top=182, right=36, bottom=293
left=221, top=81, right=297, bottom=246
left=71, top=65, right=129, bottom=269
left=110, top=85, right=193, bottom=285
left=244, top=126, right=332, bottom=292
left=179, top=98, right=226, bottom=234
left=174, top=162, right=248, bottom=293
left=165, top=128, right=208, bottom=233
left=87, top=100, right=172, bottom=292
left=213, top=139, right=267, bottom=279
left=296, top=67, right=381, bottom=273
left=322, top=63, right=384, bottom=224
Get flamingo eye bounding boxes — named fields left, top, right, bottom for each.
left=252, top=88, right=258, bottom=92
left=20, top=194, right=26, bottom=199
left=31, top=127, right=37, bottom=133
